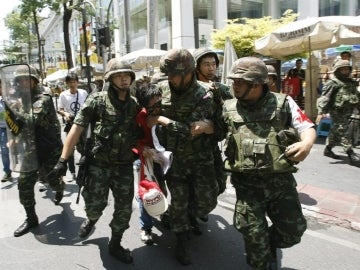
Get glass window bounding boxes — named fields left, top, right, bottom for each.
left=194, top=0, right=213, bottom=20
left=319, top=0, right=343, bottom=16
left=279, top=0, right=297, bottom=14
left=227, top=0, right=264, bottom=20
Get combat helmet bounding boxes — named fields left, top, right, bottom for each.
left=14, top=65, right=40, bottom=83
left=104, top=58, right=136, bottom=83
left=227, top=57, right=268, bottom=84
left=159, top=48, right=195, bottom=76
left=332, top=59, right=352, bottom=72
left=192, top=48, right=219, bottom=69
left=266, top=65, right=277, bottom=76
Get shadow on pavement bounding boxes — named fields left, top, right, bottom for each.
left=298, top=192, right=317, bottom=206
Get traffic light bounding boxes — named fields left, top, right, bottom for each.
left=97, top=27, right=111, bottom=47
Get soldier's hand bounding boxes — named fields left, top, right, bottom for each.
left=48, top=158, right=68, bottom=179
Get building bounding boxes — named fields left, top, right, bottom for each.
left=39, top=0, right=360, bottom=72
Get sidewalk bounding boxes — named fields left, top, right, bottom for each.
left=298, top=183, right=360, bottom=231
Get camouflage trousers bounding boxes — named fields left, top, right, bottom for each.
left=18, top=159, right=64, bottom=208
left=166, top=155, right=219, bottom=233
left=231, top=172, right=306, bottom=270
left=82, top=162, right=134, bottom=235
left=327, top=111, right=354, bottom=152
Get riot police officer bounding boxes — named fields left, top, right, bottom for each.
left=223, top=57, right=316, bottom=270
left=3, top=65, right=65, bottom=237
left=50, top=59, right=141, bottom=264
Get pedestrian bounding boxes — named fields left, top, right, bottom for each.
left=222, top=57, right=316, bottom=270
left=147, top=48, right=224, bottom=265
left=0, top=79, right=12, bottom=182
left=49, top=59, right=142, bottom=264
left=57, top=72, right=88, bottom=181
left=3, top=65, right=65, bottom=237
left=285, top=58, right=305, bottom=109
left=134, top=82, right=169, bottom=245
left=191, top=47, right=233, bottom=230
left=316, top=59, right=360, bottom=166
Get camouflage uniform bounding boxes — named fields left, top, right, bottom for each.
left=73, top=85, right=140, bottom=235
left=223, top=57, right=312, bottom=270
left=157, top=78, right=223, bottom=233
left=317, top=63, right=360, bottom=154
left=18, top=84, right=64, bottom=208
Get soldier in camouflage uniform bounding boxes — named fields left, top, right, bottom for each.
left=316, top=59, right=360, bottom=166
left=190, top=47, right=233, bottom=229
left=10, top=65, right=64, bottom=237
left=147, top=48, right=225, bottom=265
left=50, top=59, right=141, bottom=264
left=222, top=57, right=316, bottom=270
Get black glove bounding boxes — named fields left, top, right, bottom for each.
left=47, top=158, right=68, bottom=179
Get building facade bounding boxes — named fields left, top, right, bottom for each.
left=40, top=0, right=360, bottom=72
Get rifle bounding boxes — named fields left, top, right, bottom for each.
left=76, top=124, right=93, bottom=204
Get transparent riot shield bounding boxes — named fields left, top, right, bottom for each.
left=0, top=64, right=39, bottom=172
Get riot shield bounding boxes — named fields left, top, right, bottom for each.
left=0, top=64, right=39, bottom=172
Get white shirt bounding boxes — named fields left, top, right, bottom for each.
left=58, top=89, right=88, bottom=116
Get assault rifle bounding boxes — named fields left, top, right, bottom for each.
left=76, top=124, right=93, bottom=204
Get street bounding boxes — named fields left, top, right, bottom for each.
left=0, top=136, right=360, bottom=269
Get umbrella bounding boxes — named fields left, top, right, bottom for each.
left=221, top=37, right=238, bottom=86
left=325, top=44, right=360, bottom=57
left=120, top=48, right=167, bottom=70
left=254, top=16, right=360, bottom=58
left=43, top=69, right=69, bottom=84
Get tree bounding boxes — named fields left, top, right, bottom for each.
left=211, top=10, right=305, bottom=60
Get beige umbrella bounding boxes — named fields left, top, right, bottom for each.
left=254, top=16, right=360, bottom=59
left=120, top=48, right=167, bottom=70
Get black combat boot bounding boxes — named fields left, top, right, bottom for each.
left=108, top=233, right=133, bottom=264
left=78, top=218, right=98, bottom=238
left=347, top=149, right=360, bottom=166
left=189, top=214, right=201, bottom=235
left=175, top=232, right=191, bottom=265
left=323, top=146, right=340, bottom=159
left=54, top=180, right=65, bottom=205
left=14, top=206, right=39, bottom=237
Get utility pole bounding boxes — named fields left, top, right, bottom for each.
left=124, top=0, right=131, bottom=53
left=81, top=0, right=92, bottom=92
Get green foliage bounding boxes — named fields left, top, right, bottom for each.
left=211, top=10, right=303, bottom=59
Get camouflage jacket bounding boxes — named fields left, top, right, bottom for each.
left=222, top=91, right=298, bottom=174
left=74, top=86, right=141, bottom=165
left=157, top=76, right=225, bottom=159
left=317, top=77, right=360, bottom=115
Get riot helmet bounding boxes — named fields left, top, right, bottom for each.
left=14, top=65, right=40, bottom=84
left=227, top=57, right=268, bottom=84
left=159, top=48, right=195, bottom=76
left=192, top=48, right=219, bottom=69
left=266, top=65, right=277, bottom=77
left=104, top=58, right=136, bottom=83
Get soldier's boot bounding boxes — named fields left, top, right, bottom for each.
left=108, top=233, right=133, bottom=264
left=54, top=180, right=65, bottom=205
left=347, top=149, right=360, bottom=166
left=14, top=206, right=39, bottom=237
left=175, top=232, right=191, bottom=265
left=323, top=146, right=340, bottom=159
left=78, top=218, right=98, bottom=238
left=266, top=245, right=278, bottom=270
left=189, top=214, right=201, bottom=235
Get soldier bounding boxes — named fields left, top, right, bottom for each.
left=49, top=59, right=141, bottom=264
left=147, top=48, right=225, bottom=265
left=222, top=57, right=316, bottom=270
left=266, top=65, right=280, bottom=93
left=2, top=65, right=65, bottom=237
left=316, top=59, right=360, bottom=166
left=191, top=47, right=233, bottom=228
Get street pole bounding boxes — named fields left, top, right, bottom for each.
left=81, top=1, right=92, bottom=92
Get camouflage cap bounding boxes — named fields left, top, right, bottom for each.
left=159, top=48, right=195, bottom=75
left=14, top=65, right=40, bottom=83
left=104, top=58, right=136, bottom=82
left=192, top=48, right=219, bottom=68
left=227, top=57, right=268, bottom=84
